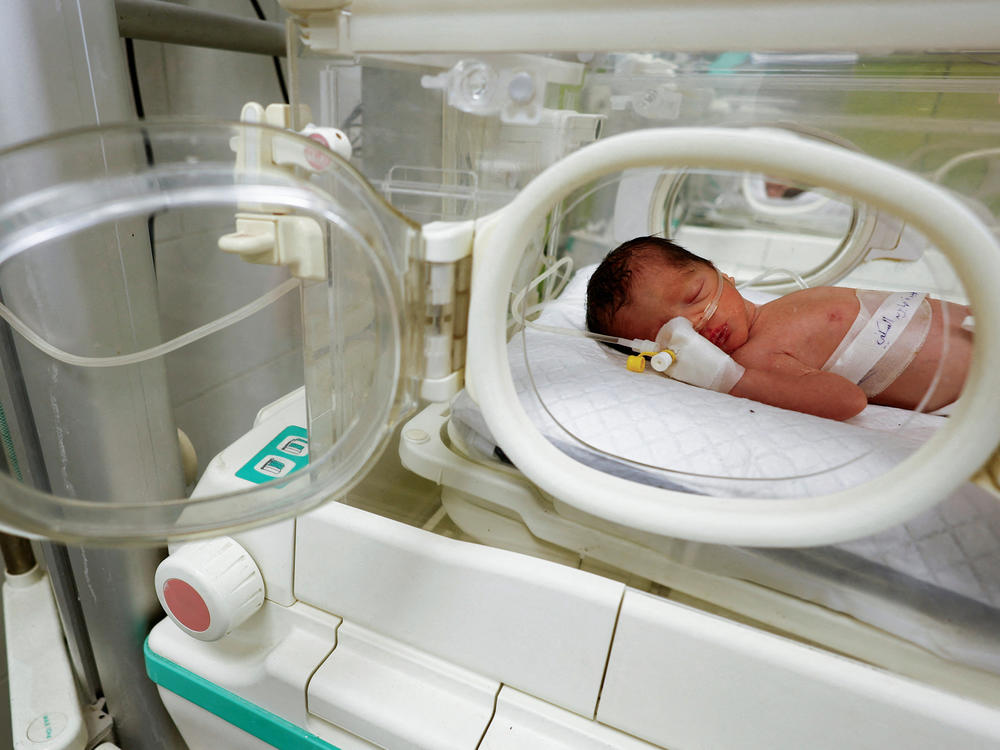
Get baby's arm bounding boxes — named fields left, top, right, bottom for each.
left=729, top=353, right=868, bottom=421
left=654, top=317, right=867, bottom=420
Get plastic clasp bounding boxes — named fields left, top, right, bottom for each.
left=650, top=349, right=676, bottom=372
left=628, top=349, right=676, bottom=374
left=626, top=354, right=648, bottom=373
left=219, top=102, right=353, bottom=280
left=419, top=221, right=475, bottom=401
left=219, top=213, right=326, bottom=280
left=420, top=56, right=586, bottom=125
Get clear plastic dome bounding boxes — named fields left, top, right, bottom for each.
left=0, top=120, right=421, bottom=544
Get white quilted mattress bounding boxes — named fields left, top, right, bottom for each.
left=451, top=265, right=1000, bottom=669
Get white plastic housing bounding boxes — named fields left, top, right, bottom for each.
left=5, top=568, right=87, bottom=750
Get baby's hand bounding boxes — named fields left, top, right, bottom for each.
left=653, top=318, right=745, bottom=392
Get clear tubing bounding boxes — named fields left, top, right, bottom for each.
left=0, top=277, right=300, bottom=368
left=930, top=147, right=1000, bottom=234
left=514, top=296, right=657, bottom=352
left=736, top=267, right=809, bottom=291
left=511, top=260, right=658, bottom=352
left=931, top=146, right=1000, bottom=184
left=693, top=266, right=725, bottom=332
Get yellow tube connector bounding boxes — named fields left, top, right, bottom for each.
left=626, top=349, right=678, bottom=374
left=626, top=354, right=649, bottom=372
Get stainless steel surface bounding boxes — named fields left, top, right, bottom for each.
left=38, top=542, right=104, bottom=706
left=117, top=0, right=286, bottom=56
left=0, top=1, right=187, bottom=747
left=0, top=306, right=50, bottom=493
left=0, top=534, right=34, bottom=577
left=69, top=544, right=184, bottom=748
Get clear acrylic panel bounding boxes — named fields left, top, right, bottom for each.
left=0, top=120, right=421, bottom=544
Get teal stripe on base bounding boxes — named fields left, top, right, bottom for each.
left=144, top=638, right=341, bottom=750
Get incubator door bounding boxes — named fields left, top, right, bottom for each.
left=0, top=121, right=421, bottom=544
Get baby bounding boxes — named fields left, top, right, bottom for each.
left=585, top=236, right=972, bottom=421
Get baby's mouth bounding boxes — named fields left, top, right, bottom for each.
left=707, top=324, right=730, bottom=349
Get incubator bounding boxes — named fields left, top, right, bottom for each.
left=4, top=2, right=1000, bottom=749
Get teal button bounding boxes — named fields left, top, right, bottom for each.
left=236, top=426, right=309, bottom=484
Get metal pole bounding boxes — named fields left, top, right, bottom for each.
left=0, top=1, right=186, bottom=748
left=0, top=533, right=34, bottom=577
left=116, top=0, right=286, bottom=56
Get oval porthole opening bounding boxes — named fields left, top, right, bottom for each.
left=468, top=127, right=1000, bottom=548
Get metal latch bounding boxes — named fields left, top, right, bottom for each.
left=419, top=221, right=474, bottom=402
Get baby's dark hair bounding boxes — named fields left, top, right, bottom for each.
left=585, top=236, right=711, bottom=341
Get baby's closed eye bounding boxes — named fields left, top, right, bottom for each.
left=685, top=282, right=703, bottom=304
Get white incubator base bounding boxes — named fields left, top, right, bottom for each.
left=147, top=389, right=1000, bottom=750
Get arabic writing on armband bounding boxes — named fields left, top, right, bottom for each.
left=875, top=292, right=920, bottom=347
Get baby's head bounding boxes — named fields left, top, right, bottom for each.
left=586, top=236, right=715, bottom=342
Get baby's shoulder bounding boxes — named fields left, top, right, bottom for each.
left=769, top=285, right=858, bottom=306
left=747, top=286, right=859, bottom=347
left=758, top=285, right=858, bottom=319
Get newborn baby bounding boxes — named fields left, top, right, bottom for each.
left=585, top=236, right=972, bottom=420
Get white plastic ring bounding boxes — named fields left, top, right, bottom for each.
left=468, top=127, right=1000, bottom=547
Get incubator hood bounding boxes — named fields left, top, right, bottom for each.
left=8, top=7, right=1000, bottom=749
left=0, top=121, right=424, bottom=543
left=0, top=119, right=998, bottom=547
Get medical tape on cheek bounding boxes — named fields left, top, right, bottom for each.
left=823, top=291, right=928, bottom=384
left=694, top=267, right=725, bottom=333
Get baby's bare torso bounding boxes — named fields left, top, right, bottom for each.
left=731, top=287, right=971, bottom=411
